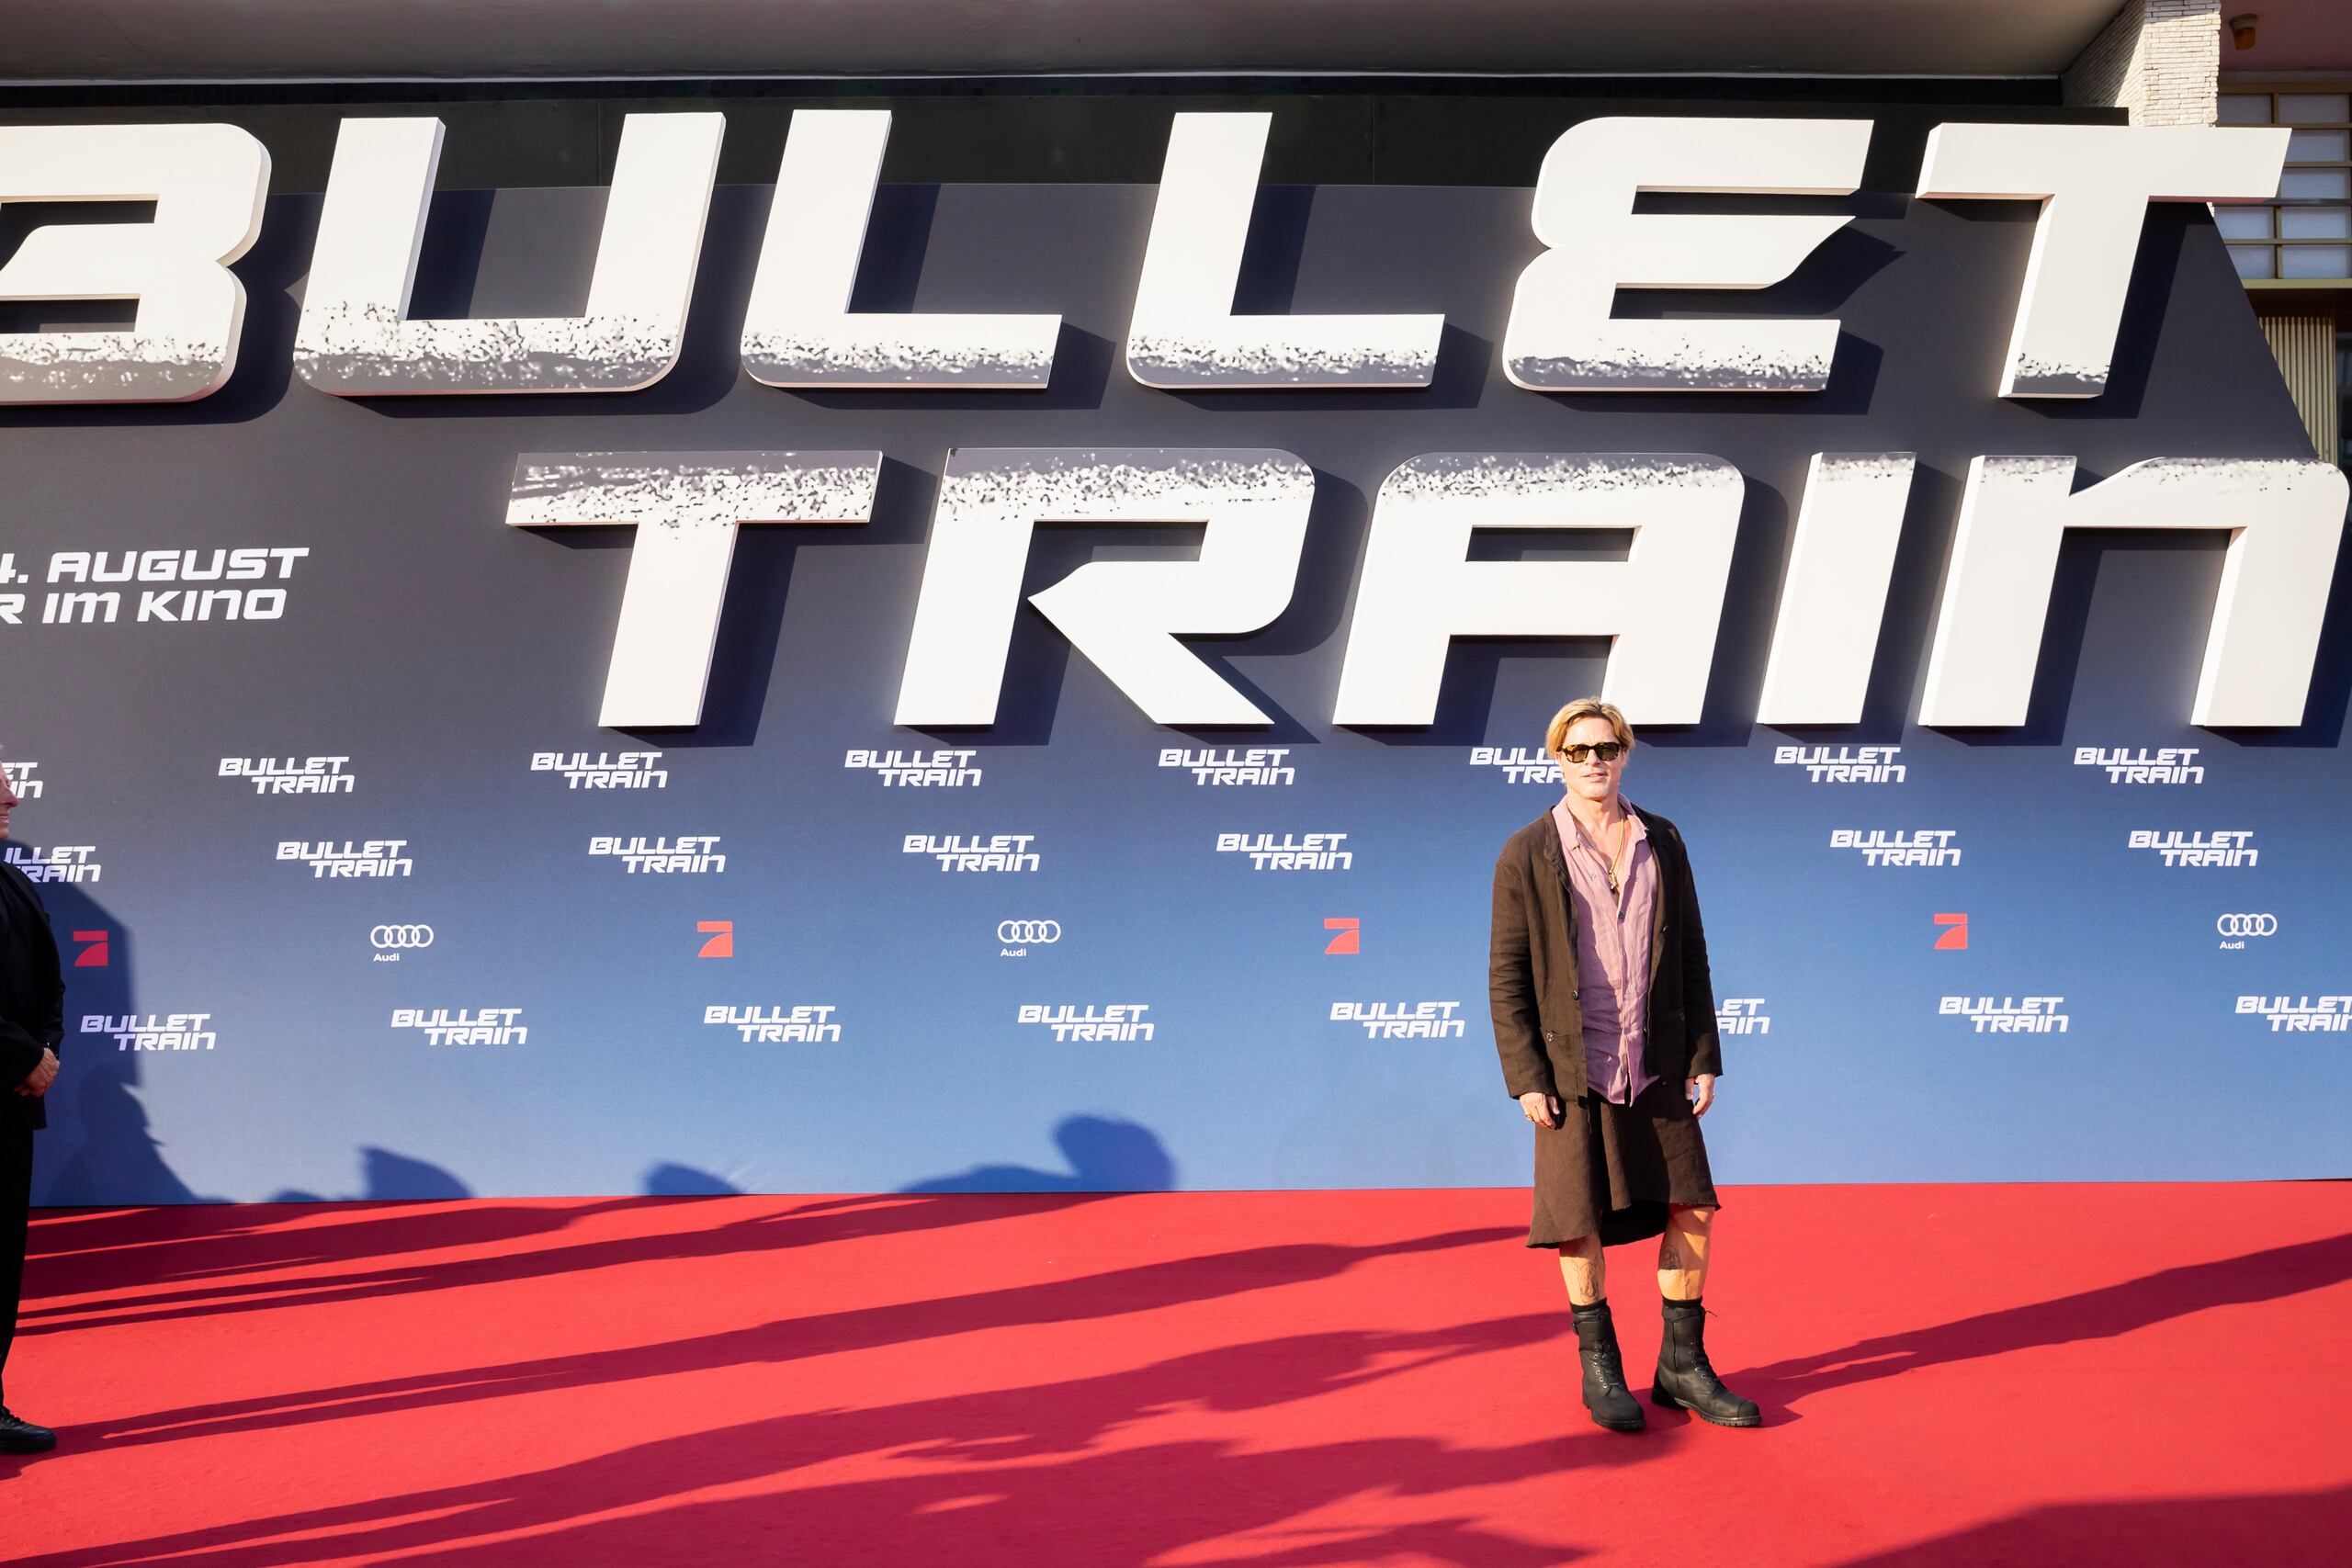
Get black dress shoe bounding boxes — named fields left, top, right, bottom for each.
left=1653, top=1297, right=1760, bottom=1427
left=1571, top=1299, right=1645, bottom=1432
left=0, top=1407, right=57, bottom=1453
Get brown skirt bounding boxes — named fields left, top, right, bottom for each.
left=1527, top=1075, right=1719, bottom=1248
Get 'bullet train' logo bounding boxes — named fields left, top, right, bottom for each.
left=1832, top=829, right=1959, bottom=867
left=221, top=756, right=353, bottom=795
left=1331, top=1001, right=1464, bottom=1039
left=1467, top=748, right=1559, bottom=785
left=907, top=834, right=1038, bottom=872
left=705, top=1005, right=842, bottom=1043
left=2235, top=996, right=2351, bottom=1032
left=2129, top=829, right=2256, bottom=868
left=591, top=835, right=724, bottom=874
left=2076, top=747, right=2203, bottom=784
left=279, top=840, right=411, bottom=878
left=1162, top=748, right=1294, bottom=786
left=1939, top=996, right=2069, bottom=1033
left=1716, top=998, right=1771, bottom=1035
left=1777, top=745, right=1905, bottom=784
left=535, top=750, right=667, bottom=789
left=84, top=1012, right=216, bottom=1051
left=392, top=1007, right=527, bottom=1046
left=1019, top=1004, right=1153, bottom=1042
left=5, top=844, right=100, bottom=884
left=1217, top=832, right=1351, bottom=871
left=847, top=749, right=980, bottom=787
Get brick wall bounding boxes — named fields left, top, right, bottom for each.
left=2063, top=0, right=2220, bottom=126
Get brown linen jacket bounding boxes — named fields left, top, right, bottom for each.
left=1487, top=801, right=1724, bottom=1104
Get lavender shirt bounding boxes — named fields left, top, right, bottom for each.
left=1551, top=796, right=1660, bottom=1106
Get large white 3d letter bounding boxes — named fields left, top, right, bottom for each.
left=508, top=452, right=882, bottom=728
left=896, top=448, right=1315, bottom=725
left=1755, top=453, right=1917, bottom=724
left=1916, top=124, right=2287, bottom=398
left=0, top=124, right=268, bottom=403
left=1126, top=114, right=1442, bottom=388
left=297, top=114, right=723, bottom=394
left=741, top=110, right=1059, bottom=388
left=1919, top=457, right=2347, bottom=728
left=1502, top=118, right=1871, bottom=392
left=1334, top=455, right=1745, bottom=725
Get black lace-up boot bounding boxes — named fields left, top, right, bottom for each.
left=1571, top=1299, right=1645, bottom=1432
left=0, top=1405, right=57, bottom=1453
left=1653, top=1298, right=1760, bottom=1427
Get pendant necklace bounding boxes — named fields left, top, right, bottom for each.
left=1573, top=805, right=1631, bottom=899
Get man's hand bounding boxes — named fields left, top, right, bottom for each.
left=1688, top=1073, right=1717, bottom=1118
left=1519, top=1090, right=1563, bottom=1129
left=16, top=1048, right=58, bottom=1097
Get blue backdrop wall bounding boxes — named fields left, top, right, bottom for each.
left=3, top=108, right=2346, bottom=1202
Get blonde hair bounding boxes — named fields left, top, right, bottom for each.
left=1544, top=696, right=1635, bottom=759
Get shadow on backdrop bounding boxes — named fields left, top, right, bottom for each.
left=27, top=877, right=213, bottom=1207
left=271, top=1148, right=475, bottom=1204
left=900, top=1115, right=1177, bottom=1193
left=642, top=1163, right=745, bottom=1197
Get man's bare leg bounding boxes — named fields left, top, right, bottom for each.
left=1657, top=1204, right=1713, bottom=1301
left=1652, top=1203, right=1758, bottom=1426
left=1558, top=1233, right=1606, bottom=1305
left=1561, top=1234, right=1640, bottom=1429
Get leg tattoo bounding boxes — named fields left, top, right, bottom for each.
left=1558, top=1235, right=1607, bottom=1305
left=1661, top=1205, right=1713, bottom=1300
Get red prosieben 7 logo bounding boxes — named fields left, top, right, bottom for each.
left=74, top=930, right=109, bottom=967
left=697, top=920, right=734, bottom=959
left=1324, top=918, right=1360, bottom=954
left=1933, top=913, right=1968, bottom=951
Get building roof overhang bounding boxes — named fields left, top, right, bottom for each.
left=1, top=0, right=2143, bottom=85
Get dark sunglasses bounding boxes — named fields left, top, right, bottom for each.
left=1559, top=741, right=1625, bottom=764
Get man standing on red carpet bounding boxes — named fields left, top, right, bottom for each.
left=0, top=756, right=62, bottom=1453
left=1489, top=697, right=1758, bottom=1434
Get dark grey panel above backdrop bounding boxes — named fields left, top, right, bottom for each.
left=0, top=82, right=2096, bottom=194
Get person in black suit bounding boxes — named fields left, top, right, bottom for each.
left=0, top=756, right=62, bottom=1453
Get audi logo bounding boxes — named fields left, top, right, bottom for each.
left=998, top=920, right=1061, bottom=944
left=370, top=924, right=435, bottom=950
left=2215, top=913, right=2278, bottom=938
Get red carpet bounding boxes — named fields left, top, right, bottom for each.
left=2, top=1182, right=2346, bottom=1565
